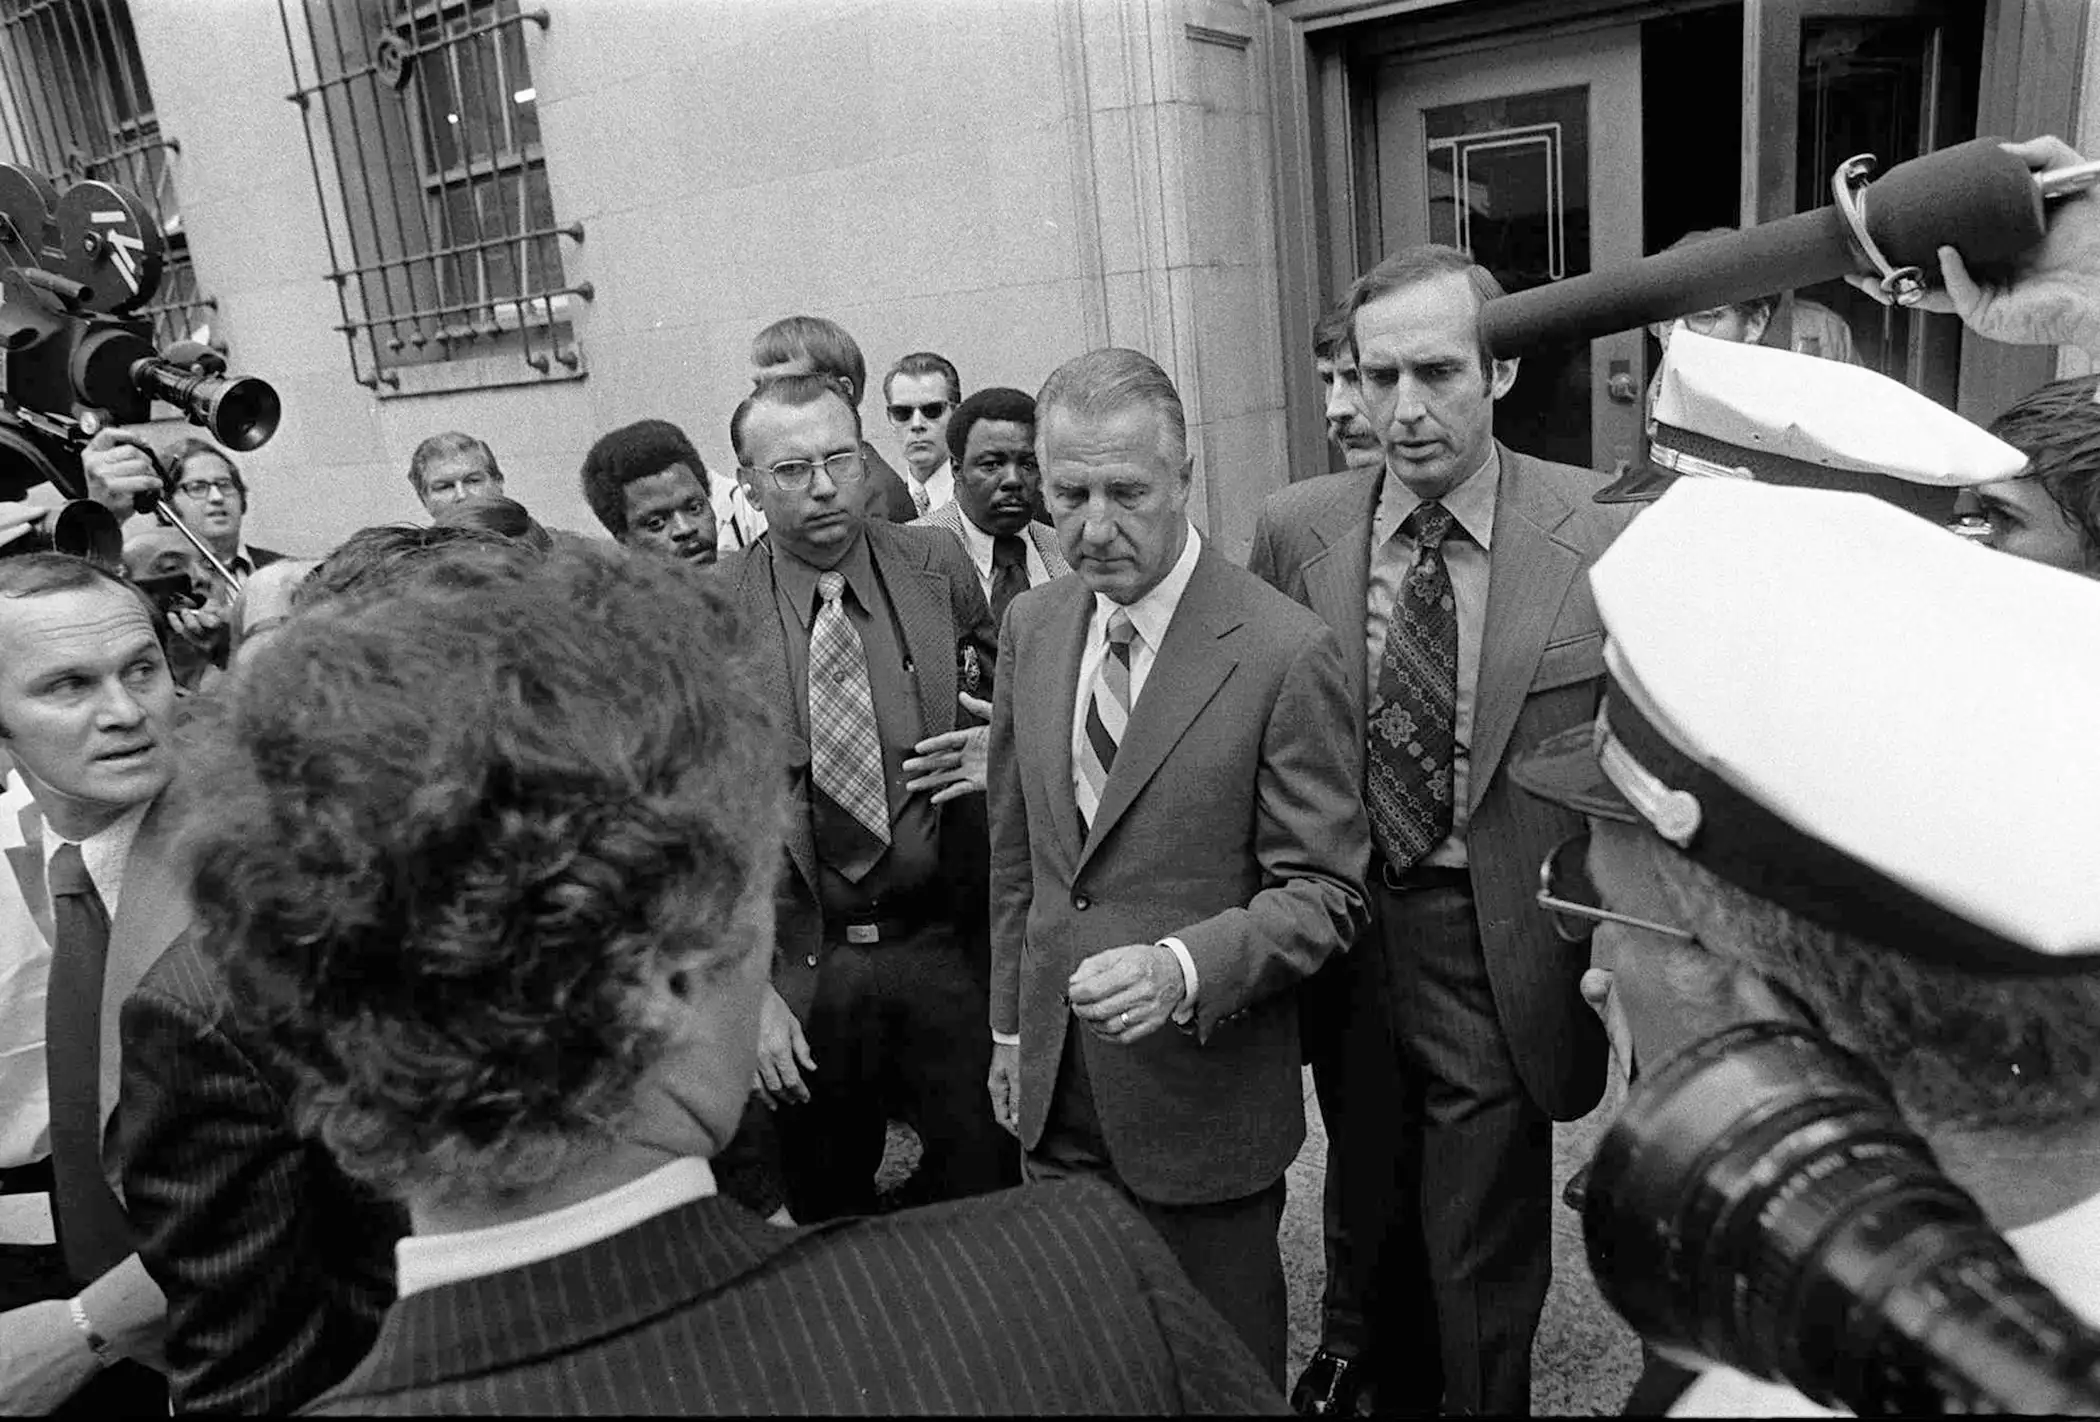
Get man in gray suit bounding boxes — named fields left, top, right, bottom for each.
left=910, top=386, right=1071, bottom=624
left=987, top=348, right=1369, bottom=1386
left=1248, top=245, right=1631, bottom=1414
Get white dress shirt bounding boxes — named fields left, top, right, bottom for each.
left=956, top=509, right=1051, bottom=602
left=1366, top=446, right=1500, bottom=869
left=909, top=461, right=955, bottom=517
left=45, top=799, right=150, bottom=921
left=1671, top=1187, right=2100, bottom=1416
left=394, top=1156, right=718, bottom=1297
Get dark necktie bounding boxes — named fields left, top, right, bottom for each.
left=1367, top=501, right=1460, bottom=870
left=989, top=534, right=1029, bottom=626
left=45, top=842, right=133, bottom=1282
left=808, top=571, right=891, bottom=882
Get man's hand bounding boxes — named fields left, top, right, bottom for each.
left=751, top=985, right=815, bottom=1107
left=1846, top=136, right=2100, bottom=354
left=1068, top=942, right=1185, bottom=1045
left=987, top=1041, right=1021, bottom=1136
left=167, top=603, right=229, bottom=649
left=0, top=1299, right=97, bottom=1415
left=80, top=427, right=162, bottom=519
left=1580, top=966, right=1636, bottom=1082
left=0, top=501, right=46, bottom=553
left=903, top=694, right=993, bottom=804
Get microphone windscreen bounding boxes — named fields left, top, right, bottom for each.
left=1865, top=136, right=2044, bottom=268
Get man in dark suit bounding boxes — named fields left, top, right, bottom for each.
left=718, top=372, right=1017, bottom=1221
left=752, top=314, right=919, bottom=525
left=988, top=348, right=1370, bottom=1387
left=0, top=555, right=180, bottom=1415
left=1248, top=245, right=1632, bottom=1415
left=160, top=439, right=287, bottom=575
left=178, top=536, right=1282, bottom=1416
left=912, top=386, right=1072, bottom=626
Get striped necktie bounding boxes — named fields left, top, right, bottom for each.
left=808, top=571, right=891, bottom=881
left=1075, top=608, right=1136, bottom=840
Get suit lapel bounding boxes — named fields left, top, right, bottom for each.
left=741, top=547, right=818, bottom=900
left=1030, top=579, right=1092, bottom=869
left=1296, top=469, right=1379, bottom=715
left=1468, top=446, right=1581, bottom=816
left=1076, top=551, right=1242, bottom=874
left=870, top=525, right=957, bottom=736
left=101, top=787, right=188, bottom=1128
left=5, top=798, right=51, bottom=947
left=1029, top=523, right=1072, bottom=580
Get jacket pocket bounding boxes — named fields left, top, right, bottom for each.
left=1528, top=630, right=1605, bottom=693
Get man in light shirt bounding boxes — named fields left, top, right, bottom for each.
left=0, top=554, right=180, bottom=1415
left=185, top=537, right=1283, bottom=1414
left=910, top=386, right=1069, bottom=624
left=883, top=351, right=962, bottom=517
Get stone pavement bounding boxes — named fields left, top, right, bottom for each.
left=877, top=1065, right=1642, bottom=1413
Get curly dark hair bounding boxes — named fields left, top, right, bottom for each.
left=578, top=419, right=707, bottom=539
left=1986, top=374, right=2100, bottom=567
left=185, top=539, right=784, bottom=1205
left=1646, top=839, right=2100, bottom=1135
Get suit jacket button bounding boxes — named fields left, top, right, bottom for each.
left=1072, top=892, right=1090, bottom=910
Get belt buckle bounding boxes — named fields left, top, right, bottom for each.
left=845, top=922, right=880, bottom=945
left=1380, top=860, right=1410, bottom=893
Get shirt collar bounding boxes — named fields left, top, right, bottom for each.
left=956, top=505, right=997, bottom=576
left=0, top=772, right=31, bottom=852
left=774, top=525, right=877, bottom=630
left=1374, top=443, right=1501, bottom=550
left=1094, top=523, right=1203, bottom=651
left=914, top=461, right=954, bottom=509
left=394, top=1156, right=718, bottom=1298
left=40, top=797, right=151, bottom=914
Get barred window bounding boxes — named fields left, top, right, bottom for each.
left=0, top=0, right=218, bottom=353
left=280, top=0, right=588, bottom=391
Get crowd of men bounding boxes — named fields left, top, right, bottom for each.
left=0, top=131, right=2096, bottom=1418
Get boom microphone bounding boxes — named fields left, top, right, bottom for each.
left=1478, top=138, right=2047, bottom=357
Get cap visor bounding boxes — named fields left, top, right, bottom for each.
left=1593, top=458, right=1676, bottom=505
left=1509, top=721, right=1638, bottom=823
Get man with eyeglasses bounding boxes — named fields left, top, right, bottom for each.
left=751, top=315, right=919, bottom=527
left=715, top=372, right=1019, bottom=1223
left=1509, top=475, right=2100, bottom=1417
left=159, top=440, right=285, bottom=579
left=883, top=352, right=963, bottom=517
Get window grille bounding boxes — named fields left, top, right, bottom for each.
left=0, top=0, right=219, bottom=354
left=278, top=0, right=588, bottom=391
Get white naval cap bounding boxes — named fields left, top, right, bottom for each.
left=1516, top=477, right=2100, bottom=967
left=1597, top=329, right=2028, bottom=515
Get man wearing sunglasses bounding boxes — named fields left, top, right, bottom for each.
left=1510, top=475, right=2100, bottom=1417
left=884, top=352, right=963, bottom=518
left=714, top=372, right=1018, bottom=1225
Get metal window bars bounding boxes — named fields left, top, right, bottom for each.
left=278, top=0, right=588, bottom=390
left=0, top=0, right=220, bottom=353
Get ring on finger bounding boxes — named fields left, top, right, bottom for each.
left=1116, top=1010, right=1129, bottom=1031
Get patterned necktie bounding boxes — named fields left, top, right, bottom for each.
left=45, top=842, right=133, bottom=1283
left=989, top=534, right=1029, bottom=626
left=1075, top=609, right=1136, bottom=839
left=1367, top=501, right=1460, bottom=870
left=808, top=571, right=891, bottom=882
left=911, top=480, right=931, bottom=518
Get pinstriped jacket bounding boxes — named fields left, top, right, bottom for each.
left=304, top=1179, right=1286, bottom=1415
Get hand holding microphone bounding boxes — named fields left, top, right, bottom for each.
left=1847, top=135, right=2100, bottom=354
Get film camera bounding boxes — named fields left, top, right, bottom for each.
left=0, top=163, right=279, bottom=578
left=1584, top=1021, right=2100, bottom=1414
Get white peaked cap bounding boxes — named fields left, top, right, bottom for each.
left=1652, top=329, right=2028, bottom=486
left=1588, top=478, right=2100, bottom=963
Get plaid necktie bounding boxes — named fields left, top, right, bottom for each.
left=1367, top=500, right=1459, bottom=869
left=988, top=534, right=1029, bottom=626
left=808, top=571, right=891, bottom=881
left=911, top=481, right=931, bottom=518
left=45, top=842, right=133, bottom=1283
left=1075, top=608, right=1136, bottom=839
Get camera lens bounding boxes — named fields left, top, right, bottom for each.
left=1583, top=1021, right=2100, bottom=1414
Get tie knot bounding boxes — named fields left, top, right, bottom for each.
left=48, top=841, right=92, bottom=899
left=1106, top=608, right=1136, bottom=647
left=1405, top=500, right=1457, bottom=550
left=992, top=534, right=1027, bottom=569
left=817, top=571, right=846, bottom=605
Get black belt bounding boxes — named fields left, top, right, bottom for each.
left=1375, top=859, right=1473, bottom=896
left=827, top=886, right=947, bottom=946
left=0, top=1158, right=52, bottom=1197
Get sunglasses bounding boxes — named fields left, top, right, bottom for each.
left=886, top=401, right=951, bottom=423
left=1535, top=833, right=1697, bottom=944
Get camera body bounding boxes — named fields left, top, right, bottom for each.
left=1584, top=1021, right=2100, bottom=1414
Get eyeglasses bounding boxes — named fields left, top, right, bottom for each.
left=175, top=479, right=240, bottom=501
left=886, top=401, right=950, bottom=423
left=748, top=448, right=866, bottom=492
left=1536, top=833, right=1698, bottom=944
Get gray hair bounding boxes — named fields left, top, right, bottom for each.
left=1036, top=348, right=1188, bottom=467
